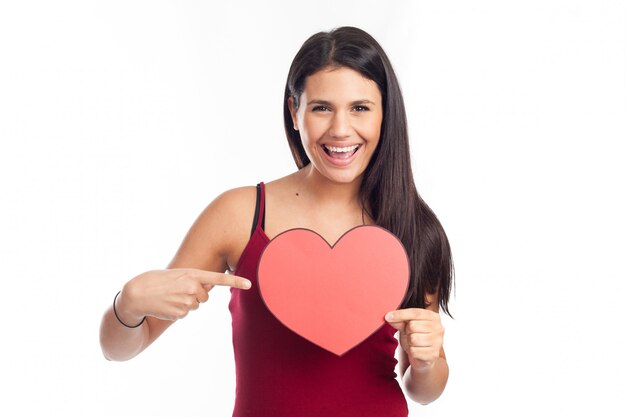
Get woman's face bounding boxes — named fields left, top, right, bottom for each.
left=288, top=66, right=383, bottom=185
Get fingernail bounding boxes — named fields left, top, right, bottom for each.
left=385, top=313, right=393, bottom=321
left=243, top=280, right=252, bottom=289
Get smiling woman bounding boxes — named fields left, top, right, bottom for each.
left=287, top=67, right=383, bottom=179
left=100, top=25, right=454, bottom=417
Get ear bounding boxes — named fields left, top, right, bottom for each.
left=287, top=96, right=299, bottom=131
left=425, top=289, right=440, bottom=313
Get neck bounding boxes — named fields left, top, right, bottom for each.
left=297, top=164, right=363, bottom=208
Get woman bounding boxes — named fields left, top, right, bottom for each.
left=100, top=26, right=454, bottom=416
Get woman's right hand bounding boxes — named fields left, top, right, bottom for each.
left=114, top=269, right=252, bottom=324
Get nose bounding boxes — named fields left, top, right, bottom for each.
left=328, top=110, right=352, bottom=139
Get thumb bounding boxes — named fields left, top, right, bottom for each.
left=384, top=312, right=406, bottom=332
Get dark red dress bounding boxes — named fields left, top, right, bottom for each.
left=228, top=182, right=409, bottom=416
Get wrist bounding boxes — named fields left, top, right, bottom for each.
left=113, top=290, right=146, bottom=328
left=408, top=357, right=439, bottom=375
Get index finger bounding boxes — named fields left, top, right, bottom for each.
left=190, top=270, right=252, bottom=289
left=385, top=308, right=434, bottom=322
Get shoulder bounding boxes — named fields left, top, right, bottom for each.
left=197, top=185, right=259, bottom=240
left=167, top=185, right=259, bottom=272
left=209, top=176, right=298, bottom=229
left=210, top=185, right=258, bottom=214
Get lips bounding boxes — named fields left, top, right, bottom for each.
left=320, top=143, right=362, bottom=165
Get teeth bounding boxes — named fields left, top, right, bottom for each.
left=324, top=144, right=359, bottom=153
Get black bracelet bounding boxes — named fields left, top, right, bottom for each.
left=113, top=291, right=146, bottom=328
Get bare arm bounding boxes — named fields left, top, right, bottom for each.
left=99, top=187, right=255, bottom=361
left=392, top=292, right=449, bottom=404
left=398, top=340, right=448, bottom=404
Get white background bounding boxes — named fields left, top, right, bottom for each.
left=1, top=1, right=625, bottom=416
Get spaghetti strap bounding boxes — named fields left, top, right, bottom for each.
left=259, top=182, right=266, bottom=230
left=250, top=182, right=266, bottom=237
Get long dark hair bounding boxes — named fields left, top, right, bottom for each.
left=283, top=26, right=454, bottom=316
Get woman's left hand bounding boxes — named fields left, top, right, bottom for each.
left=384, top=308, right=444, bottom=371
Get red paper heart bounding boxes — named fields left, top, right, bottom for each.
left=257, top=225, right=410, bottom=356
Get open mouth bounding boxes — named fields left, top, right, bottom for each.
left=322, top=144, right=361, bottom=160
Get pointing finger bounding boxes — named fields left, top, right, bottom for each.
left=197, top=271, right=252, bottom=289
left=172, top=269, right=252, bottom=290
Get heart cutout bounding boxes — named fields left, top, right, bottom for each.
left=257, top=225, right=410, bottom=356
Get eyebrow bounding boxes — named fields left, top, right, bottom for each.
left=307, top=99, right=376, bottom=106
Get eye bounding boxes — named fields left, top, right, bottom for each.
left=353, top=105, right=370, bottom=112
left=312, top=105, right=330, bottom=112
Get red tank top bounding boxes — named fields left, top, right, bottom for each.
left=228, top=182, right=409, bottom=417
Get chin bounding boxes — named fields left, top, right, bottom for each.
left=323, top=170, right=364, bottom=185
left=305, top=153, right=368, bottom=184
